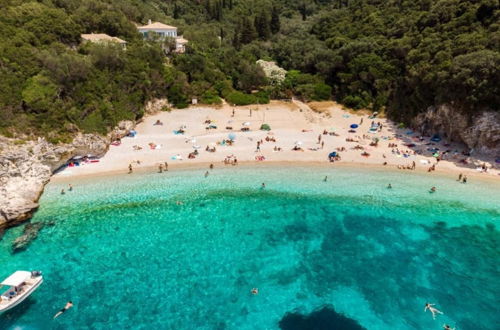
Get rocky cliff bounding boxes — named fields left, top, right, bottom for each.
left=0, top=121, right=135, bottom=230
left=413, top=105, right=500, bottom=157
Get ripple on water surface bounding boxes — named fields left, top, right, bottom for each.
left=0, top=166, right=499, bottom=330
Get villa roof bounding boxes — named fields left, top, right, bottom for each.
left=81, top=33, right=126, bottom=44
left=1, top=271, right=31, bottom=287
left=137, top=22, right=177, bottom=30
left=176, top=36, right=189, bottom=44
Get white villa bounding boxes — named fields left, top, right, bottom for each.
left=137, top=20, right=188, bottom=53
left=81, top=33, right=127, bottom=49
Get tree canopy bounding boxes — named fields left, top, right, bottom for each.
left=0, top=0, right=498, bottom=139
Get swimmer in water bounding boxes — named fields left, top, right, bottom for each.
left=443, top=325, right=455, bottom=330
left=424, top=303, right=443, bottom=320
left=387, top=183, right=392, bottom=189
left=261, top=183, right=266, bottom=189
left=323, top=176, right=328, bottom=182
left=205, top=171, right=209, bottom=178
left=430, top=186, right=436, bottom=193
left=60, top=189, right=65, bottom=195
left=251, top=288, right=258, bottom=295
left=68, top=184, right=73, bottom=191
left=53, top=301, right=73, bottom=319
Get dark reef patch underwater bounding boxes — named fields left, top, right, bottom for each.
left=279, top=306, right=366, bottom=330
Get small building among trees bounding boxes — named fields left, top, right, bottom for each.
left=137, top=20, right=188, bottom=53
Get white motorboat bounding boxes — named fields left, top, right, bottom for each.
left=0, top=271, right=43, bottom=312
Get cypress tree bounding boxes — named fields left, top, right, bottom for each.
left=240, top=17, right=257, bottom=44
left=270, top=6, right=280, bottom=34
left=173, top=3, right=180, bottom=19
left=255, top=12, right=271, bottom=40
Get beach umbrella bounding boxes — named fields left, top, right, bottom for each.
left=228, top=133, right=236, bottom=141
left=209, top=142, right=217, bottom=147
left=193, top=145, right=201, bottom=149
left=243, top=122, right=251, bottom=126
left=328, top=152, right=337, bottom=158
left=295, top=141, right=303, bottom=146
left=260, top=123, right=271, bottom=131
left=72, top=156, right=83, bottom=160
left=350, top=124, right=359, bottom=129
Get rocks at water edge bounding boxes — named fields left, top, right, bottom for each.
left=0, top=120, right=135, bottom=230
left=413, top=105, right=500, bottom=156
left=12, top=222, right=44, bottom=252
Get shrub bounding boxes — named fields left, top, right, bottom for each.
left=313, top=83, right=332, bottom=101
left=342, top=95, right=367, bottom=109
left=226, top=91, right=256, bottom=105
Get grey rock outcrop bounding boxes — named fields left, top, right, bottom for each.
left=0, top=120, right=135, bottom=229
left=12, top=222, right=44, bottom=252
left=413, top=105, right=500, bottom=156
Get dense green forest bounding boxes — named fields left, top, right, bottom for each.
left=0, top=0, right=498, bottom=141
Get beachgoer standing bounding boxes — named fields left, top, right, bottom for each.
left=318, top=134, right=322, bottom=144
left=360, top=118, right=363, bottom=125
left=412, top=161, right=416, bottom=170
left=205, top=171, right=209, bottom=178
left=53, top=301, right=73, bottom=319
left=128, top=164, right=133, bottom=174
left=164, top=162, right=168, bottom=171
left=232, top=108, right=235, bottom=117
left=250, top=109, right=252, bottom=117
left=324, top=176, right=328, bottom=182
left=60, top=189, right=65, bottom=195
left=458, top=173, right=462, bottom=181
left=256, top=141, right=261, bottom=152
left=462, top=175, right=467, bottom=183
left=321, top=141, right=324, bottom=149
left=69, top=184, right=73, bottom=192
left=159, top=164, right=163, bottom=173
left=210, top=163, right=214, bottom=170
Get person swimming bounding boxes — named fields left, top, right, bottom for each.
left=424, top=303, right=443, bottom=319
left=60, top=189, right=65, bottom=195
left=430, top=186, right=436, bottom=193
left=251, top=288, right=258, bottom=295
left=323, top=176, right=328, bottom=182
left=205, top=171, right=209, bottom=178
left=68, top=184, right=73, bottom=191
left=387, top=184, right=392, bottom=189
left=53, top=301, right=73, bottom=319
left=261, top=183, right=266, bottom=189
left=443, top=325, right=455, bottom=330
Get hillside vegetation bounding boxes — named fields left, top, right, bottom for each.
left=0, top=0, right=498, bottom=141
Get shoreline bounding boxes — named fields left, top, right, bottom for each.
left=50, top=159, right=500, bottom=185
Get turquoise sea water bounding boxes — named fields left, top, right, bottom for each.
left=0, top=166, right=499, bottom=330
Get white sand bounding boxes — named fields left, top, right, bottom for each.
left=53, top=100, right=499, bottom=180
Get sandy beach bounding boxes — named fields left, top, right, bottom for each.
left=52, top=100, right=499, bottom=181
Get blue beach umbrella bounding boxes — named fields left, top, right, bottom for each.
left=228, top=133, right=236, bottom=141
left=350, top=124, right=359, bottom=129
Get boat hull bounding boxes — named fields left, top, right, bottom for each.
left=0, top=277, right=43, bottom=312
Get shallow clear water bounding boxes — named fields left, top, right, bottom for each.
left=0, top=166, right=499, bottom=330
